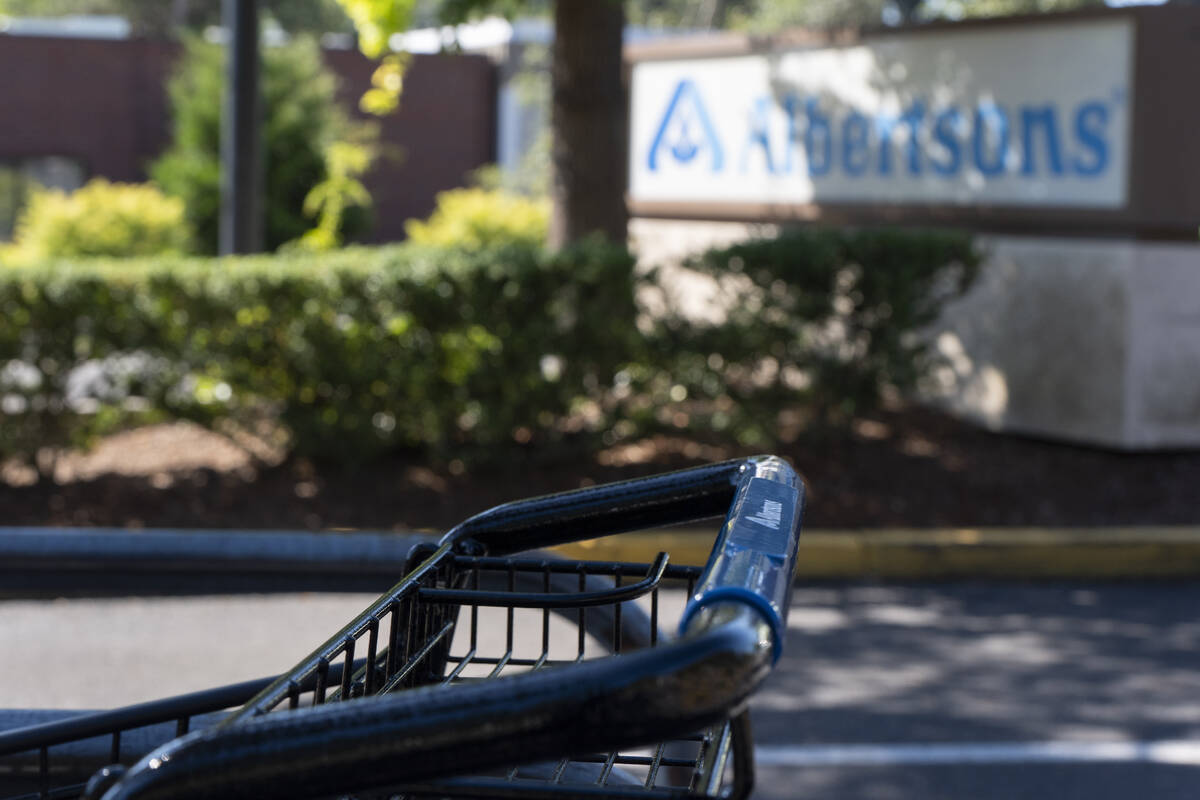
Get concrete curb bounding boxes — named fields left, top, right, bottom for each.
left=552, top=527, right=1200, bottom=579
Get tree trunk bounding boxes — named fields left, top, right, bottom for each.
left=549, top=0, right=628, bottom=249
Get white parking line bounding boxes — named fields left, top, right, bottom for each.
left=756, top=740, right=1200, bottom=767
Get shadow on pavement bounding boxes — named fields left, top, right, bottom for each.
left=750, top=582, right=1200, bottom=799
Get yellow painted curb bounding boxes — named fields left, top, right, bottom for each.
left=551, top=527, right=1200, bottom=579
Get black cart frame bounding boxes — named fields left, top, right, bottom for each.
left=1, top=456, right=804, bottom=800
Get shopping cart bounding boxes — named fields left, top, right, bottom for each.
left=1, top=455, right=803, bottom=800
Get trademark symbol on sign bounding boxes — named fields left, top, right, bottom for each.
left=648, top=79, right=724, bottom=172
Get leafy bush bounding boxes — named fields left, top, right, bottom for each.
left=404, top=188, right=549, bottom=251
left=151, top=36, right=371, bottom=253
left=0, top=239, right=637, bottom=471
left=0, top=227, right=977, bottom=473
left=2, top=179, right=190, bottom=265
left=649, top=227, right=980, bottom=444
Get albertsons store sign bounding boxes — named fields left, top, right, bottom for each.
left=629, top=18, right=1132, bottom=209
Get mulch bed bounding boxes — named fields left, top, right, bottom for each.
left=3, top=406, right=1198, bottom=531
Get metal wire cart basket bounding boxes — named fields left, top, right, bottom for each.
left=1, top=456, right=804, bottom=800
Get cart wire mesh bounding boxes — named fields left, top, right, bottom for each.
left=1, top=552, right=752, bottom=800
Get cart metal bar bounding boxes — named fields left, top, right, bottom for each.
left=0, top=680, right=264, bottom=758
left=418, top=552, right=670, bottom=608
left=449, top=555, right=697, bottom=577
left=0, top=529, right=427, bottom=598
left=441, top=459, right=743, bottom=556
left=0, top=661, right=364, bottom=759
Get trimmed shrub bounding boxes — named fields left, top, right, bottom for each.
left=2, top=179, right=190, bottom=265
left=151, top=36, right=371, bottom=253
left=648, top=227, right=981, bottom=444
left=404, top=188, right=549, bottom=251
left=0, top=239, right=637, bottom=470
left=0, top=227, right=977, bottom=472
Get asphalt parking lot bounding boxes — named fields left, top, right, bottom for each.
left=752, top=582, right=1200, bottom=799
left=3, top=581, right=1199, bottom=798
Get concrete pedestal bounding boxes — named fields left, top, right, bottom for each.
left=925, top=236, right=1200, bottom=449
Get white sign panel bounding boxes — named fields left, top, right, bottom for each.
left=630, top=19, right=1132, bottom=209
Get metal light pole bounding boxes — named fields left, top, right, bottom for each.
left=219, top=0, right=263, bottom=255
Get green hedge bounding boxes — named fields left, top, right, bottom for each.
left=0, top=240, right=638, bottom=471
left=647, top=228, right=980, bottom=444
left=0, top=228, right=978, bottom=473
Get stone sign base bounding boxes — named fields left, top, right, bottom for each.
left=925, top=235, right=1200, bottom=450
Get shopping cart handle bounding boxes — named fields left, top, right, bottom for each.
left=679, top=456, right=802, bottom=664
left=441, top=455, right=803, bottom=662
left=441, top=456, right=800, bottom=551
left=440, top=459, right=751, bottom=556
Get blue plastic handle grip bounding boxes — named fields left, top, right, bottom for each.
left=678, top=456, right=804, bottom=664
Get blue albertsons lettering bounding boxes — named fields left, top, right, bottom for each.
left=842, top=111, right=871, bottom=176
left=787, top=97, right=832, bottom=176
left=1020, top=106, right=1064, bottom=176
left=931, top=108, right=963, bottom=176
left=972, top=102, right=1009, bottom=176
left=741, top=97, right=777, bottom=173
left=1072, top=101, right=1109, bottom=176
left=648, top=79, right=1116, bottom=180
